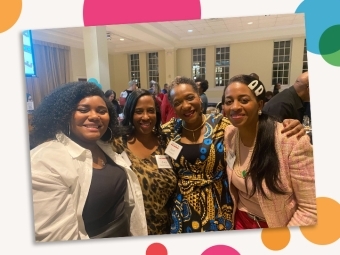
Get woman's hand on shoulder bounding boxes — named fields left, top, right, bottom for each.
left=281, top=119, right=306, bottom=139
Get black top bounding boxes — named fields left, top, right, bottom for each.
left=82, top=156, right=127, bottom=237
left=273, top=88, right=280, bottom=96
left=178, top=142, right=201, bottom=165
left=112, top=100, right=122, bottom=116
left=263, top=86, right=305, bottom=123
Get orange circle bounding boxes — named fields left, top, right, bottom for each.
left=261, top=227, right=290, bottom=251
left=300, top=197, right=340, bottom=245
left=0, top=0, right=22, bottom=33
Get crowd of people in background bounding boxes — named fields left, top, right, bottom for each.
left=29, top=72, right=315, bottom=242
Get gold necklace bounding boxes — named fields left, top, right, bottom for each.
left=182, top=115, right=207, bottom=143
left=235, top=132, right=254, bottom=179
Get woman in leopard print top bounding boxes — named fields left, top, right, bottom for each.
left=112, top=89, right=177, bottom=235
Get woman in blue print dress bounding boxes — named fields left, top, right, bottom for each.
left=162, top=76, right=234, bottom=232
left=161, top=76, right=306, bottom=233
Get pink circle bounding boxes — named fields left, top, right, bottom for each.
left=201, top=245, right=241, bottom=255
left=146, top=243, right=167, bottom=255
left=83, top=0, right=201, bottom=26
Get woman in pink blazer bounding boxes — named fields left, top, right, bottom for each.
left=223, top=74, right=316, bottom=229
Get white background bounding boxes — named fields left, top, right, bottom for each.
left=0, top=0, right=338, bottom=254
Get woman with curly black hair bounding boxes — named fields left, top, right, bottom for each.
left=30, top=82, right=147, bottom=242
left=111, top=89, right=177, bottom=235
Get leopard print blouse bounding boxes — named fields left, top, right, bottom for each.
left=112, top=137, right=177, bottom=235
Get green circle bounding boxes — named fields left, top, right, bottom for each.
left=319, top=25, right=340, bottom=66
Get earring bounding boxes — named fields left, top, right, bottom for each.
left=258, top=110, right=262, bottom=115
left=107, top=127, right=113, bottom=141
left=68, top=124, right=70, bottom=136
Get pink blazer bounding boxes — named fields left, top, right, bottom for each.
left=224, top=123, right=317, bottom=228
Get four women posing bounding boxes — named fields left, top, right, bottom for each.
left=30, top=75, right=316, bottom=242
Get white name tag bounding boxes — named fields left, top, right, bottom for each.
left=226, top=151, right=236, bottom=170
left=155, top=155, right=172, bottom=169
left=165, top=140, right=183, bottom=160
left=120, top=151, right=132, bottom=167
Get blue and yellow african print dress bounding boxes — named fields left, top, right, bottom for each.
left=162, top=113, right=234, bottom=233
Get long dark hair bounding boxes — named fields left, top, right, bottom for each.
left=119, top=89, right=166, bottom=145
left=104, top=89, right=116, bottom=100
left=226, top=75, right=286, bottom=199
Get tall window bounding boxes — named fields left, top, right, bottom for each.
left=192, top=48, right=206, bottom=80
left=129, top=54, right=140, bottom=87
left=148, top=52, right=159, bottom=83
left=272, top=40, right=291, bottom=85
left=215, top=47, right=230, bottom=86
left=302, top=39, right=308, bottom=73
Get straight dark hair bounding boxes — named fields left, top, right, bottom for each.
left=226, top=75, right=286, bottom=199
left=119, top=89, right=166, bottom=146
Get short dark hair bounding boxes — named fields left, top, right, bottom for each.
left=168, top=76, right=198, bottom=104
left=265, top=91, right=273, bottom=97
left=200, top=80, right=209, bottom=93
left=31, top=82, right=119, bottom=147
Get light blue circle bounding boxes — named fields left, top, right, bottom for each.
left=200, top=147, right=207, bottom=154
left=88, top=78, right=99, bottom=84
left=216, top=142, right=224, bottom=152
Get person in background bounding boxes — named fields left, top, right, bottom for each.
left=195, top=77, right=209, bottom=114
left=264, top=91, right=273, bottom=104
left=161, top=83, right=169, bottom=94
left=223, top=74, right=316, bottom=229
left=161, top=93, right=177, bottom=124
left=149, top=80, right=157, bottom=94
left=273, top=81, right=281, bottom=96
left=216, top=94, right=226, bottom=117
left=119, top=80, right=137, bottom=109
left=30, top=82, right=147, bottom=242
left=105, top=90, right=122, bottom=117
left=152, top=82, right=164, bottom=110
left=161, top=76, right=305, bottom=234
left=263, top=72, right=309, bottom=124
left=112, top=89, right=177, bottom=235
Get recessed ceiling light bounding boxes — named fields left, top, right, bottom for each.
left=188, top=29, right=193, bottom=32
left=120, top=38, right=124, bottom=41
left=248, top=22, right=253, bottom=25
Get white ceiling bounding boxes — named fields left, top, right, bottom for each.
left=31, top=13, right=305, bottom=54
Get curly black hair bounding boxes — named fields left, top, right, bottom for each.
left=31, top=81, right=120, bottom=147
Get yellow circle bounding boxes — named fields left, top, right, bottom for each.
left=300, top=197, right=340, bottom=245
left=192, top=221, right=200, bottom=229
left=261, top=227, right=290, bottom=251
left=0, top=0, right=22, bottom=33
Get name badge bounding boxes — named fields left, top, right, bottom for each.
left=226, top=151, right=236, bottom=170
left=120, top=151, right=132, bottom=167
left=165, top=140, right=183, bottom=160
left=155, top=155, right=172, bottom=169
